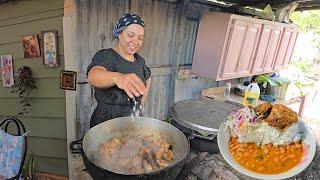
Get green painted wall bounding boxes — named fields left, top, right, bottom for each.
left=0, top=0, right=67, bottom=176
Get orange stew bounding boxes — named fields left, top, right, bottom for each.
left=229, top=137, right=303, bottom=174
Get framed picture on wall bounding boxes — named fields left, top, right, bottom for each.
left=1, top=55, right=14, bottom=87
left=60, top=70, right=77, bottom=91
left=42, top=30, right=58, bottom=67
left=22, top=34, right=41, bottom=58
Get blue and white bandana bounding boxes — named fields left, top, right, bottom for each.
left=112, top=13, right=145, bottom=38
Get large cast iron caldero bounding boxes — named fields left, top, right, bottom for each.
left=70, top=116, right=190, bottom=180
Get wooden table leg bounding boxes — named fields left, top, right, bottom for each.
left=298, top=95, right=307, bottom=117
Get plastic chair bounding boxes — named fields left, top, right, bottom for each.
left=0, top=117, right=28, bottom=180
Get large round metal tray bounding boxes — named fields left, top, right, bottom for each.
left=171, top=99, right=240, bottom=135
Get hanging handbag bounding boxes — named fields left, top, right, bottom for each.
left=0, top=117, right=28, bottom=180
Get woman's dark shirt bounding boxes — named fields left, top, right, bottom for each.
left=87, top=48, right=151, bottom=127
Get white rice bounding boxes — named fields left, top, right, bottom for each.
left=229, top=121, right=305, bottom=146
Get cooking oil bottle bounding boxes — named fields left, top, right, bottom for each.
left=242, top=82, right=260, bottom=107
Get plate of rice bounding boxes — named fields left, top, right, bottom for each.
left=218, top=103, right=316, bottom=180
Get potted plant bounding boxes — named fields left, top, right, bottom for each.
left=256, top=74, right=291, bottom=99
left=11, top=66, right=37, bottom=116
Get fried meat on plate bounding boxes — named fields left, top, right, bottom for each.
left=253, top=102, right=273, bottom=119
left=265, top=104, right=298, bottom=129
left=253, top=103, right=298, bottom=129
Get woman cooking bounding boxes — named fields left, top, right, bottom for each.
left=87, top=13, right=151, bottom=128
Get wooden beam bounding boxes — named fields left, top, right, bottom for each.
left=63, top=0, right=78, bottom=179
left=0, top=0, right=9, bottom=4
left=297, top=6, right=320, bottom=11
left=190, top=0, right=320, bottom=11
left=190, top=0, right=231, bottom=8
left=297, top=2, right=320, bottom=11
left=154, top=0, right=179, bottom=3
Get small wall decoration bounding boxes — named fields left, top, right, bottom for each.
left=60, top=70, right=77, bottom=91
left=42, top=30, right=58, bottom=67
left=1, top=55, right=14, bottom=87
left=22, top=34, right=41, bottom=58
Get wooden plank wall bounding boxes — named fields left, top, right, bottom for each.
left=71, top=0, right=222, bottom=138
left=174, top=18, right=217, bottom=102
left=0, top=0, right=67, bottom=176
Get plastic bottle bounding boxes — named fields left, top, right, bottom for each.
left=242, top=82, right=260, bottom=107
left=224, top=83, right=231, bottom=98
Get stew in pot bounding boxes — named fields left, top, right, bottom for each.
left=96, top=134, right=174, bottom=174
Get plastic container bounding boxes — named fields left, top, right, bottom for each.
left=224, top=83, right=231, bottom=98
left=242, top=82, right=260, bottom=107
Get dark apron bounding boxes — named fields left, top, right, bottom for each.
left=90, top=97, right=142, bottom=128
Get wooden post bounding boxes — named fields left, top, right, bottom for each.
left=298, top=95, right=307, bottom=117
left=64, top=1, right=93, bottom=179
left=64, top=0, right=82, bottom=179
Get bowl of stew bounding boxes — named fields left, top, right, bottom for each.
left=217, top=122, right=316, bottom=180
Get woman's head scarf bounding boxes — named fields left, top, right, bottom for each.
left=112, top=13, right=145, bottom=38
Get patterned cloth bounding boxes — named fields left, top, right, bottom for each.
left=0, top=130, right=24, bottom=179
left=112, top=13, right=145, bottom=38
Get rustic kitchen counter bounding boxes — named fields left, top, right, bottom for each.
left=201, top=86, right=308, bottom=117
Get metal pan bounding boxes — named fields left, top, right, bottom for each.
left=71, top=116, right=189, bottom=180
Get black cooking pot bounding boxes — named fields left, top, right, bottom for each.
left=171, top=119, right=219, bottom=154
left=70, top=116, right=190, bottom=180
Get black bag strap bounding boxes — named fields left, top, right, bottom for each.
left=0, top=117, right=27, bottom=136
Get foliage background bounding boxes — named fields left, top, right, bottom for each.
left=290, top=10, right=320, bottom=77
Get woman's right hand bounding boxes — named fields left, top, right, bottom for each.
left=113, top=73, right=145, bottom=98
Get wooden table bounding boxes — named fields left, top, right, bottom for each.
left=201, top=87, right=307, bottom=117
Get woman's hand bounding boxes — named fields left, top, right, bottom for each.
left=113, top=73, right=145, bottom=98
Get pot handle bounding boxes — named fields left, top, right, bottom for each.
left=70, top=139, right=84, bottom=154
left=183, top=133, right=194, bottom=141
left=186, top=133, right=194, bottom=140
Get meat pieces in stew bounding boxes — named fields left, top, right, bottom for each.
left=99, top=135, right=174, bottom=174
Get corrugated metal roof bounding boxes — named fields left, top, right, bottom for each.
left=225, top=0, right=320, bottom=10
left=192, top=0, right=320, bottom=10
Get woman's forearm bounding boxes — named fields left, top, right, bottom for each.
left=87, top=66, right=121, bottom=88
left=88, top=66, right=146, bottom=99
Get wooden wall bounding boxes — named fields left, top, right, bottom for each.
left=65, top=0, right=247, bottom=178
left=67, top=0, right=220, bottom=139
left=0, top=0, right=67, bottom=176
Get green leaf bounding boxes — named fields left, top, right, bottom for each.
left=166, top=117, right=173, bottom=124
left=273, top=77, right=290, bottom=85
left=295, top=81, right=303, bottom=88
left=256, top=75, right=269, bottom=88
left=256, top=75, right=290, bottom=87
left=266, top=77, right=280, bottom=87
left=197, top=130, right=210, bottom=137
left=11, top=66, right=37, bottom=116
left=255, top=154, right=264, bottom=161
left=256, top=75, right=268, bottom=83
